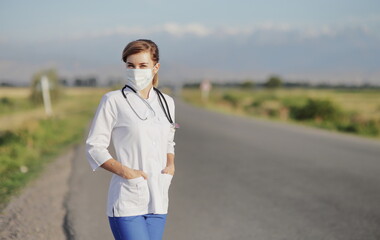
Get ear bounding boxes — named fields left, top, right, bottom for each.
left=153, top=62, right=160, bottom=74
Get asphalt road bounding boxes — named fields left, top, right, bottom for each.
left=67, top=98, right=380, bottom=240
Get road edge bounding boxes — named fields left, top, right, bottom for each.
left=0, top=144, right=77, bottom=240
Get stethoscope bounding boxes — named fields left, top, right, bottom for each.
left=121, top=85, right=179, bottom=128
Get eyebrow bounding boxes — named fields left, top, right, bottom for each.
left=127, top=62, right=149, bottom=65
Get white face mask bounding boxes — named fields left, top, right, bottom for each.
left=126, top=64, right=157, bottom=91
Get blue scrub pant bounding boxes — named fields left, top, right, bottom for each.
left=108, top=213, right=168, bottom=240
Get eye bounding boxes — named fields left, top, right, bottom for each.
left=127, top=64, right=135, bottom=69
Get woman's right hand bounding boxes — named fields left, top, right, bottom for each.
left=122, top=166, right=148, bottom=180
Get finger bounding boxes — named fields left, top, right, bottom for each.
left=141, top=171, right=148, bottom=179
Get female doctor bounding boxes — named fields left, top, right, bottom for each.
left=85, top=39, right=176, bottom=240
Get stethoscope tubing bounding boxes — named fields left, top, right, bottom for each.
left=121, top=85, right=174, bottom=125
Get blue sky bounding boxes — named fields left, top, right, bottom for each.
left=1, top=0, right=380, bottom=85
left=1, top=0, right=379, bottom=40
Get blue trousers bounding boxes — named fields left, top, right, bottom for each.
left=108, top=213, right=168, bottom=240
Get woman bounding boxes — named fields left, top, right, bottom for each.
left=85, top=39, right=177, bottom=240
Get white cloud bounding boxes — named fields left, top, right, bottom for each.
left=60, top=23, right=213, bottom=41
left=301, top=25, right=338, bottom=39
left=57, top=21, right=380, bottom=43
left=160, top=23, right=211, bottom=37
left=253, top=22, right=292, bottom=32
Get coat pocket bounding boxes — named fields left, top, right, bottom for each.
left=161, top=173, right=173, bottom=209
left=120, top=176, right=150, bottom=209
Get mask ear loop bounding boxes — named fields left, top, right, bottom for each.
left=152, top=63, right=158, bottom=72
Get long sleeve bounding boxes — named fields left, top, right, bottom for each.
left=85, top=94, right=117, bottom=171
left=167, top=98, right=176, bottom=154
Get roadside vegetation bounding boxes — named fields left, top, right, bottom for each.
left=0, top=85, right=109, bottom=210
left=182, top=80, right=380, bottom=139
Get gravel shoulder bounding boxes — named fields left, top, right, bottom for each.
left=0, top=145, right=76, bottom=240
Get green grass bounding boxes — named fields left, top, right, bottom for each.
left=0, top=87, right=109, bottom=210
left=181, top=87, right=380, bottom=140
left=0, top=96, right=35, bottom=116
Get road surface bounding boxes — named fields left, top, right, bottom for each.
left=66, top=99, right=380, bottom=240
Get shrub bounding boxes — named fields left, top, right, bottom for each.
left=0, top=98, right=14, bottom=115
left=281, top=96, right=307, bottom=109
left=0, top=97, right=12, bottom=106
left=222, top=93, right=239, bottom=108
left=30, top=69, right=62, bottom=105
left=289, top=98, right=342, bottom=121
left=250, top=99, right=263, bottom=107
left=267, top=108, right=279, bottom=117
left=264, top=75, right=283, bottom=89
left=336, top=119, right=380, bottom=136
left=241, top=80, right=255, bottom=89
left=249, top=94, right=278, bottom=108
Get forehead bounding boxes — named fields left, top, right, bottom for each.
left=126, top=51, right=152, bottom=63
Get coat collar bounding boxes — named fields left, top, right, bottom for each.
left=124, top=85, right=157, bottom=103
left=140, top=86, right=157, bottom=103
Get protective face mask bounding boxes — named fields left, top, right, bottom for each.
left=126, top=64, right=157, bottom=91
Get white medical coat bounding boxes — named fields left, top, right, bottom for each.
left=85, top=86, right=176, bottom=217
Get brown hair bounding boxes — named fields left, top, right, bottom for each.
left=122, top=39, right=160, bottom=87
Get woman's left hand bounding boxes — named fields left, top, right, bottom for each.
left=162, top=165, right=175, bottom=176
